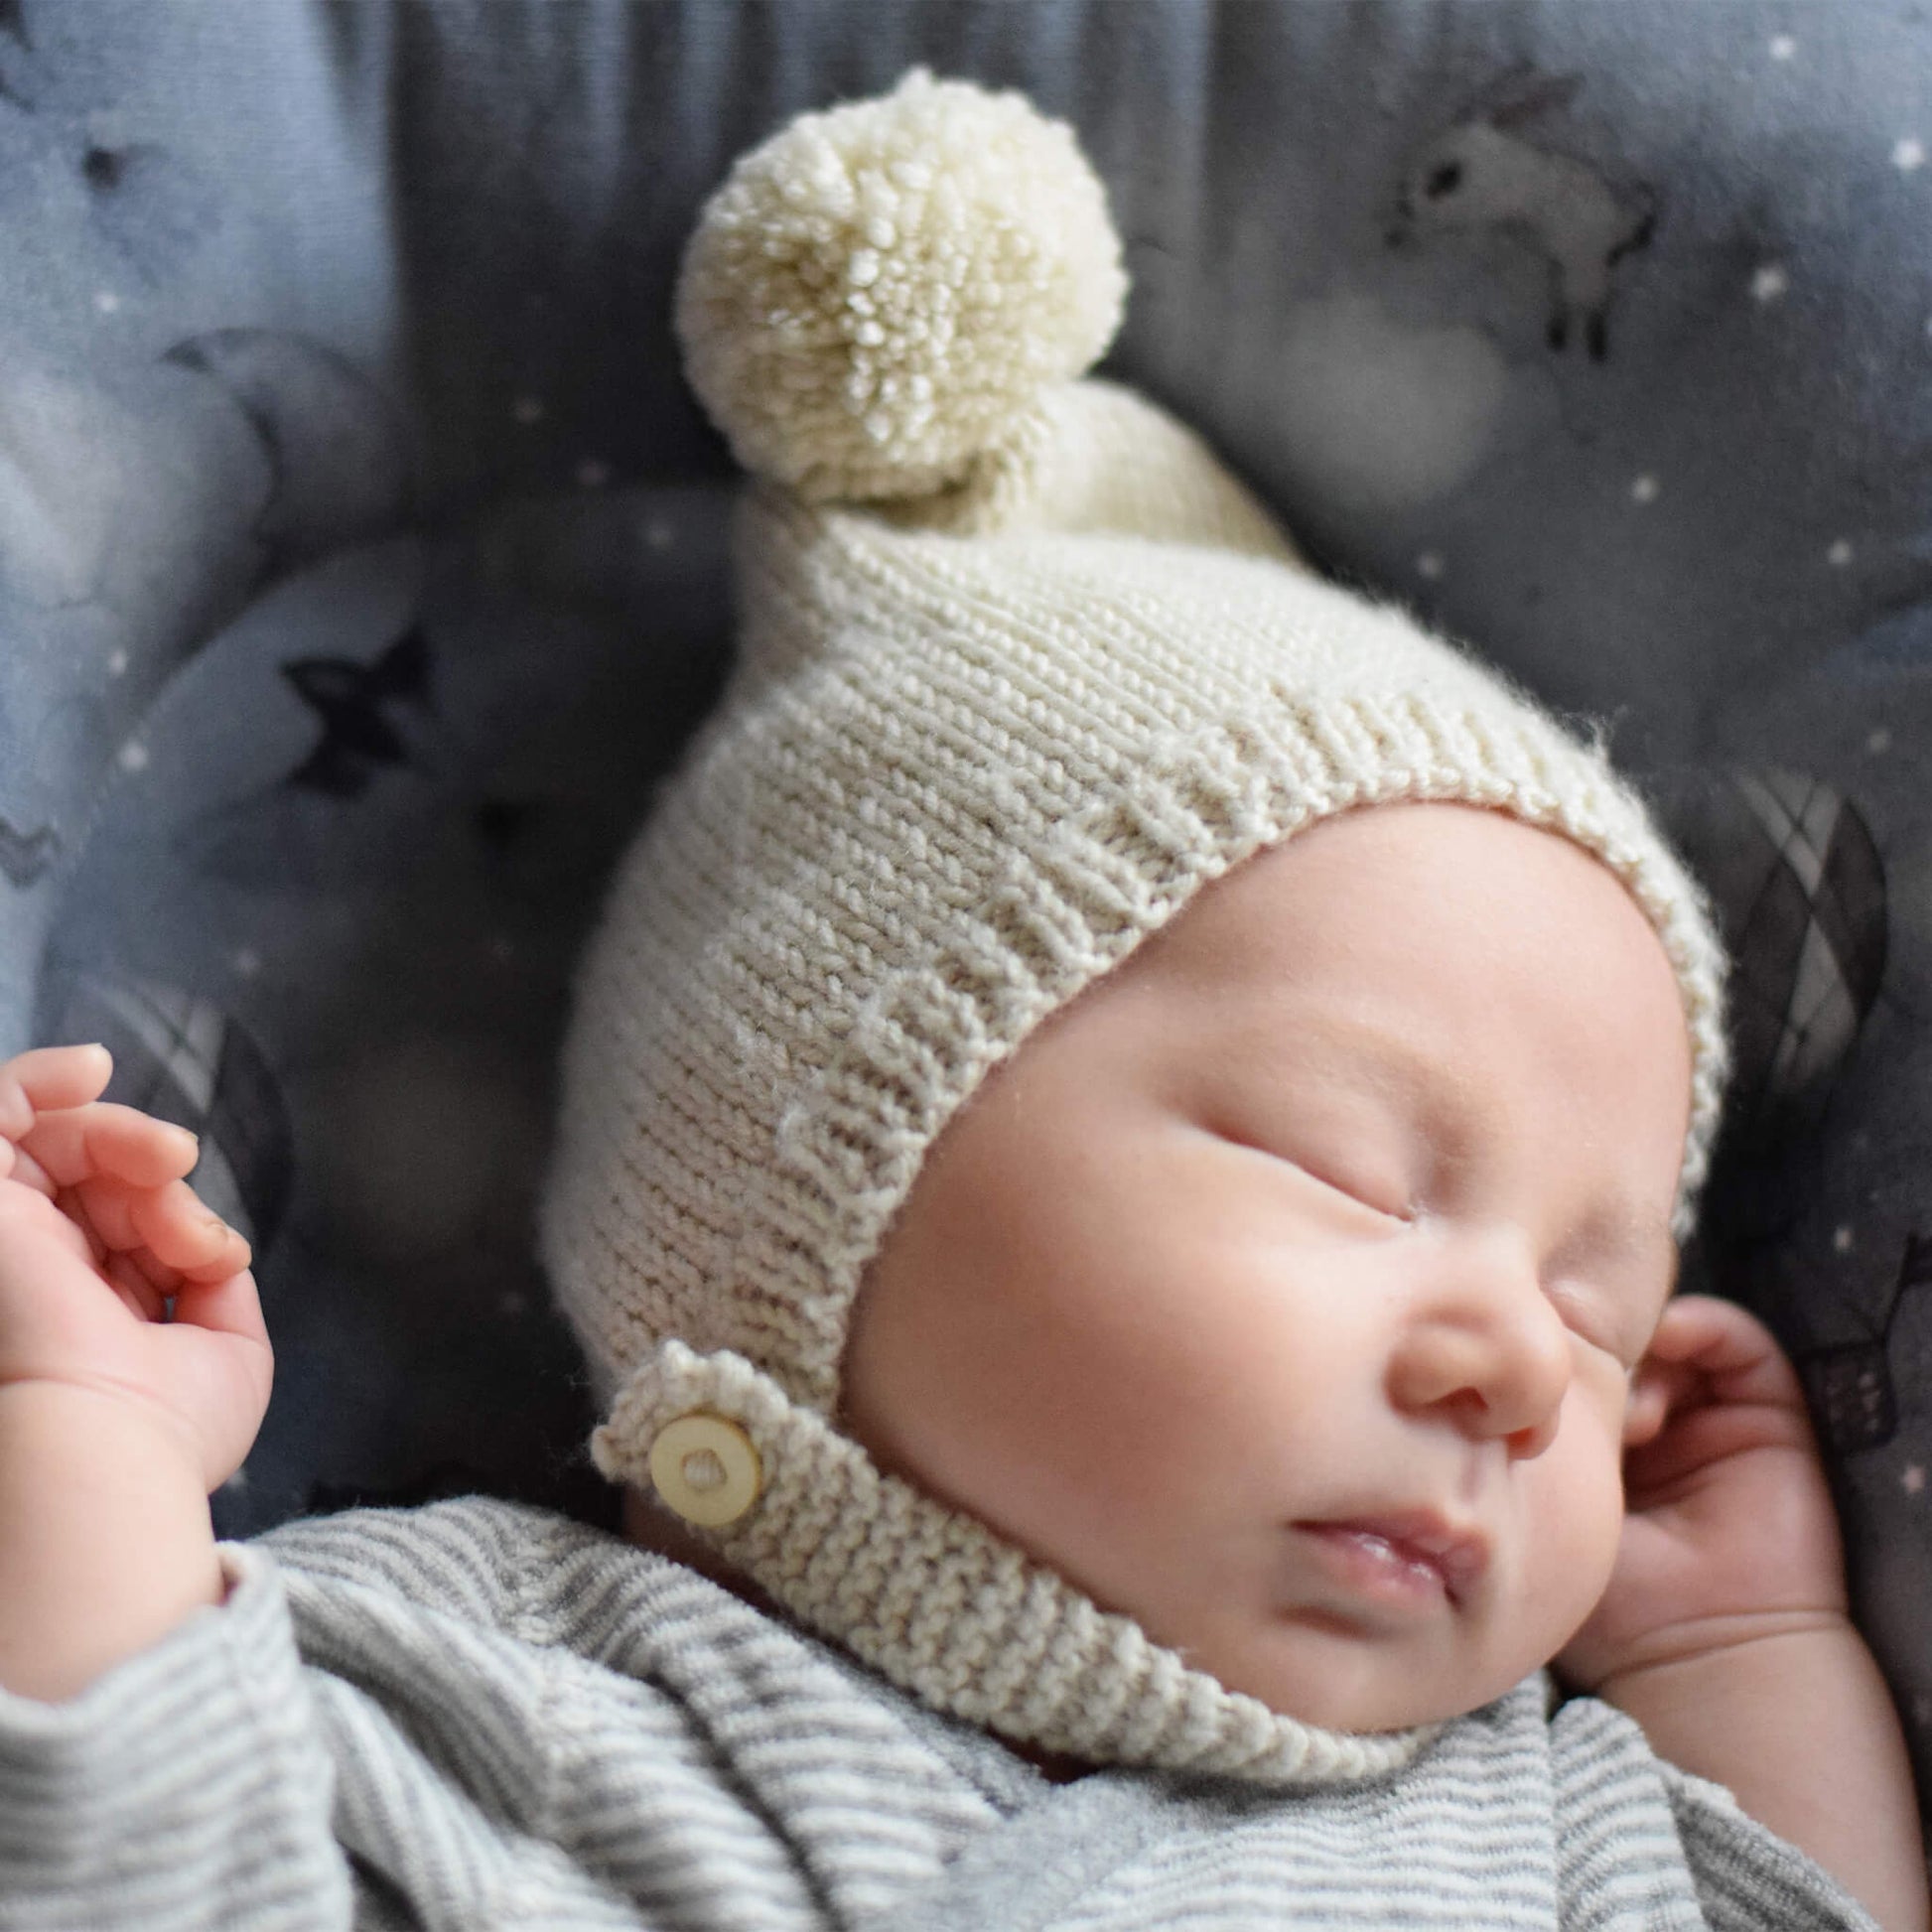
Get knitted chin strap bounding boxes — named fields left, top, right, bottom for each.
left=597, top=1341, right=1441, bottom=1783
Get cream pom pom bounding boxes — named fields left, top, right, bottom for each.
left=674, top=69, right=1127, bottom=505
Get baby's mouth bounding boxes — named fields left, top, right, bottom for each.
left=1292, top=1512, right=1490, bottom=1609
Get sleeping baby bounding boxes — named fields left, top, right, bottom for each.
left=0, top=69, right=1923, bottom=1931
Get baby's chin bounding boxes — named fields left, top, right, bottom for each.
left=1158, top=1614, right=1546, bottom=1736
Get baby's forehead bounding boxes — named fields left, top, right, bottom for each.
left=1123, top=803, right=1675, bottom=1001
left=1074, top=805, right=1694, bottom=1178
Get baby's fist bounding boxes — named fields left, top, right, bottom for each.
left=1556, top=1294, right=1847, bottom=1697
left=0, top=1044, right=270, bottom=1491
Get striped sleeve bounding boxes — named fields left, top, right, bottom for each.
left=1661, top=1761, right=1884, bottom=1932
left=1553, top=1694, right=1880, bottom=1932
left=0, top=1543, right=351, bottom=1932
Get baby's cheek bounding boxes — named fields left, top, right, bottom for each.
left=1536, top=1415, right=1631, bottom=1619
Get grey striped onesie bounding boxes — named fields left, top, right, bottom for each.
left=0, top=1496, right=1876, bottom=1930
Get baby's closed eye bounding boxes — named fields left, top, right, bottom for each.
left=1200, top=1110, right=1417, bottom=1223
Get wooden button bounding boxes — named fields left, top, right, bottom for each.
left=647, top=1414, right=763, bottom=1527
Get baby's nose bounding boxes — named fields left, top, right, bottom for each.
left=1388, top=1237, right=1573, bottom=1457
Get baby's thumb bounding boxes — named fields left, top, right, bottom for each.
left=1622, top=1362, right=1674, bottom=1449
left=1621, top=1311, right=1710, bottom=1449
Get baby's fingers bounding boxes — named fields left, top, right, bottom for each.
left=1647, top=1295, right=1805, bottom=1408
left=126, top=1179, right=251, bottom=1283
left=0, top=1044, right=113, bottom=1153
left=23, top=1101, right=201, bottom=1192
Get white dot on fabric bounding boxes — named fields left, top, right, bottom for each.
left=92, top=289, right=121, bottom=315
left=513, top=395, right=545, bottom=425
left=1904, top=1464, right=1927, bottom=1497
left=1750, top=264, right=1789, bottom=303
left=1631, top=475, right=1659, bottom=504
left=1894, top=136, right=1926, bottom=172
left=1834, top=1224, right=1855, bottom=1252
left=577, top=458, right=612, bottom=488
left=1769, top=35, right=1797, bottom=60
left=220, top=1467, right=250, bottom=1492
left=1416, top=552, right=1444, bottom=581
left=106, top=647, right=129, bottom=677
left=233, top=947, right=261, bottom=978
left=117, top=741, right=148, bottom=771
left=1828, top=538, right=1855, bottom=566
left=643, top=516, right=675, bottom=551
left=1869, top=727, right=1893, bottom=756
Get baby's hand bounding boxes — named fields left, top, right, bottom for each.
left=1554, top=1294, right=1848, bottom=1697
left=0, top=1043, right=270, bottom=1492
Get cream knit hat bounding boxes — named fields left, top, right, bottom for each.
left=539, top=69, right=1729, bottom=1788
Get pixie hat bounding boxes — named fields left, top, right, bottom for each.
left=539, top=69, right=1729, bottom=1787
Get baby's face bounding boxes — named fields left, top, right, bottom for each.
left=841, top=801, right=1694, bottom=1734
